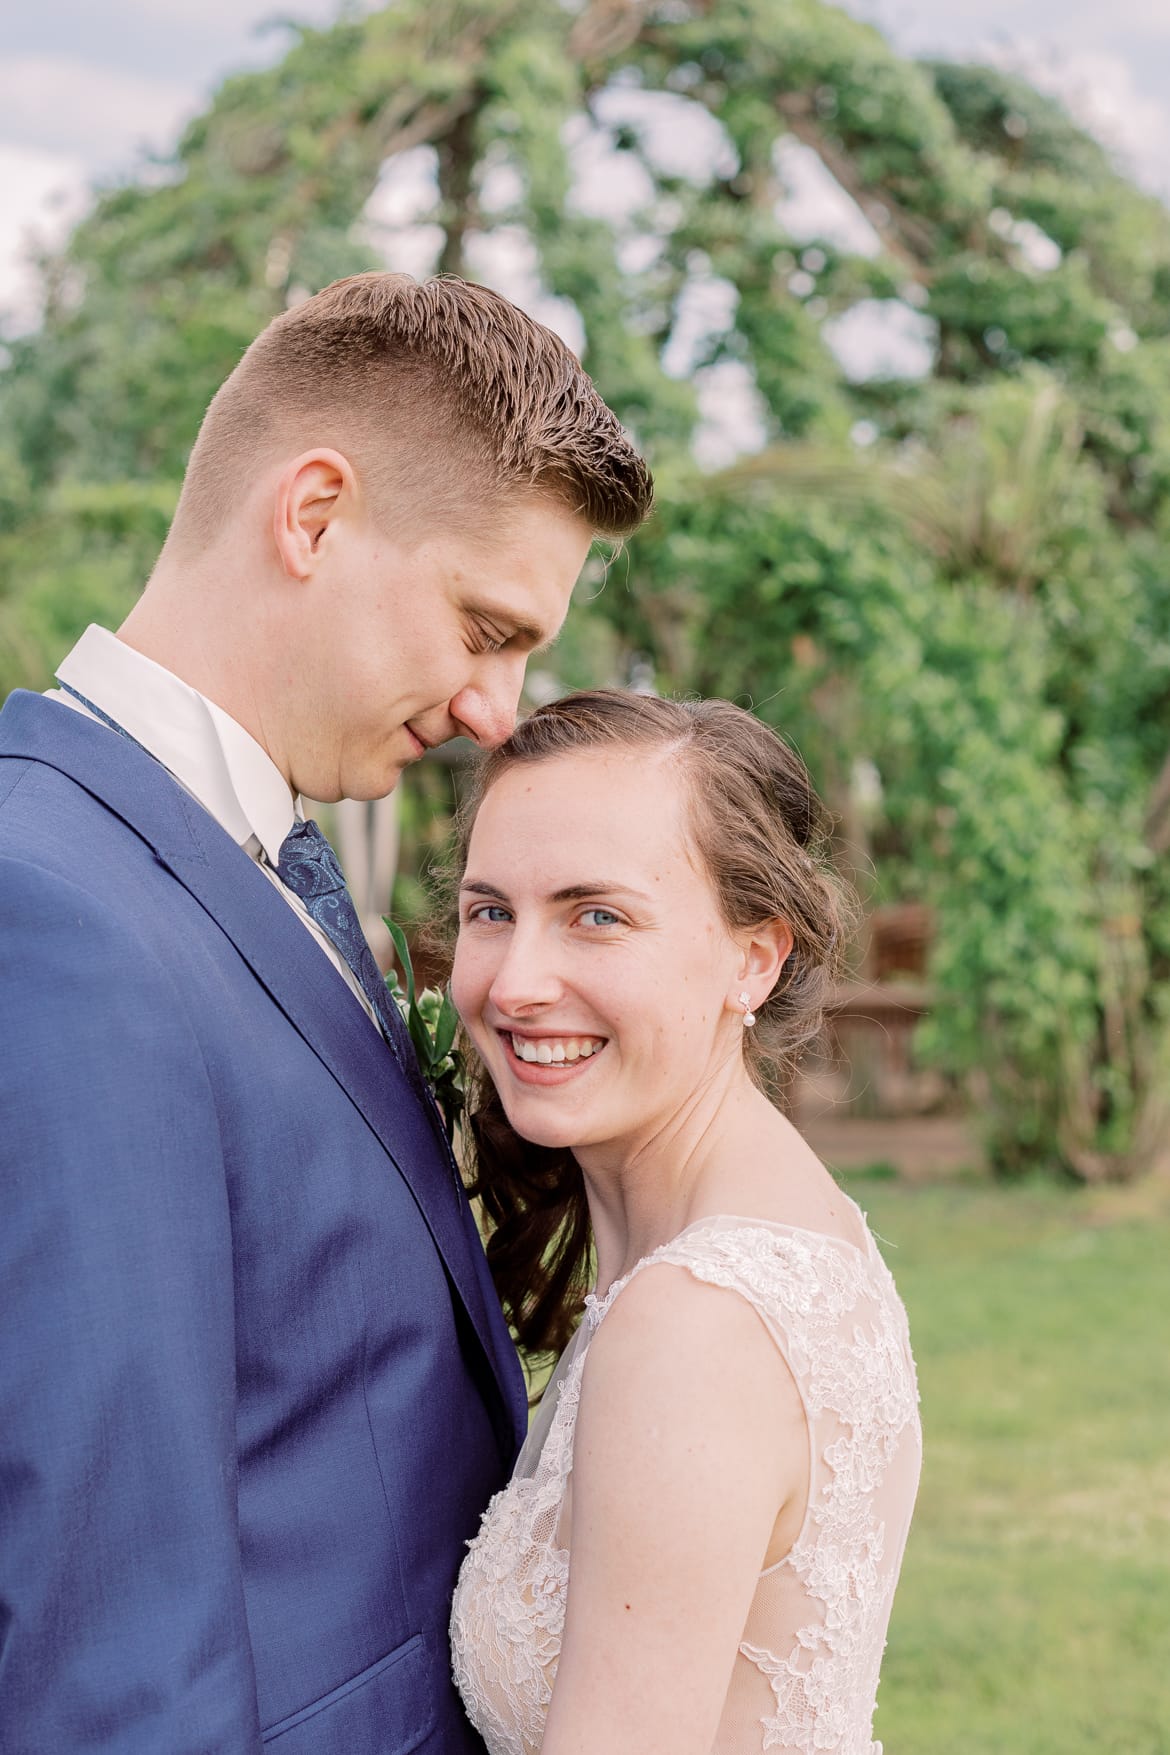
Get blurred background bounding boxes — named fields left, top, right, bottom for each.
left=2, top=4, right=1168, bottom=1746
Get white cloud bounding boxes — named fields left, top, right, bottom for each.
left=114, top=0, right=342, bottom=27
left=365, top=223, right=445, bottom=283
left=691, top=360, right=769, bottom=471
left=363, top=146, right=439, bottom=228
left=842, top=0, right=1170, bottom=45
left=359, top=146, right=444, bottom=279
left=1116, top=0, right=1170, bottom=27
left=661, top=273, right=739, bottom=379
left=589, top=86, right=738, bottom=184
left=773, top=138, right=883, bottom=256
left=564, top=113, right=655, bottom=222
left=0, top=145, right=89, bottom=327
left=987, top=41, right=1170, bottom=197
left=0, top=56, right=197, bottom=165
left=822, top=299, right=937, bottom=382
left=843, top=2, right=1170, bottom=200
left=463, top=226, right=587, bottom=358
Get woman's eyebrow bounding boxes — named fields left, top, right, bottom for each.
left=549, top=883, right=651, bottom=903
left=460, top=879, right=652, bottom=904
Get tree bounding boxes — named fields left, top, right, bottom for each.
left=4, top=0, right=1169, bottom=1177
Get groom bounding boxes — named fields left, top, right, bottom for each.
left=0, top=272, right=651, bottom=1752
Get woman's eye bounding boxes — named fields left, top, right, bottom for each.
left=578, top=907, right=622, bottom=928
left=467, top=904, right=512, bottom=925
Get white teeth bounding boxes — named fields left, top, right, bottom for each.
left=510, top=1034, right=604, bottom=1065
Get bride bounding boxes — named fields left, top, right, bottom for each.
left=446, top=690, right=921, bottom=1755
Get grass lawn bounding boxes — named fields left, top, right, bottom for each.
left=845, top=1175, right=1170, bottom=1755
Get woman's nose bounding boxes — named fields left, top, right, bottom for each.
left=488, top=926, right=562, bottom=1016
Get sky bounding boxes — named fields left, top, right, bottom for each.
left=2, top=0, right=1169, bottom=333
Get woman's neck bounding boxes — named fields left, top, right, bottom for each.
left=579, top=1073, right=783, bottom=1292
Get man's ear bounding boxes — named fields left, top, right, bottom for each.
left=272, top=448, right=357, bottom=580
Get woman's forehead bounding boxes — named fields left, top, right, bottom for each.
left=467, top=749, right=706, bottom=890
left=477, top=746, right=678, bottom=822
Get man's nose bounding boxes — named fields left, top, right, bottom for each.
left=450, top=662, right=526, bottom=749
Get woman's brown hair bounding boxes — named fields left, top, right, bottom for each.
left=443, top=690, right=851, bottom=1365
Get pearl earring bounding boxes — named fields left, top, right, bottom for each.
left=738, top=990, right=756, bottom=1028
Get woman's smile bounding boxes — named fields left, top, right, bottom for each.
left=498, top=1028, right=610, bottom=1084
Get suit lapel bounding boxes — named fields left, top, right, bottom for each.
left=1, top=691, right=527, bottom=1454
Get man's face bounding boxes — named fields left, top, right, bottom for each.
left=289, top=497, right=593, bottom=801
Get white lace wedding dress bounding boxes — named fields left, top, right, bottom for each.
left=450, top=1213, right=922, bottom=1755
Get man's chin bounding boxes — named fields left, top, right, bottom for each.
left=348, top=748, right=415, bottom=801
left=351, top=772, right=405, bottom=802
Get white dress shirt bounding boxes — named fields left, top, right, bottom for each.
left=48, top=623, right=380, bottom=1029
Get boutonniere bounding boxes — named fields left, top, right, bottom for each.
left=383, top=919, right=466, bottom=1142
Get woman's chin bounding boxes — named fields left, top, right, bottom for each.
left=496, top=1096, right=591, bottom=1155
left=507, top=1114, right=585, bottom=1153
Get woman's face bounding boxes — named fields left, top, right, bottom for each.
left=452, top=747, right=748, bottom=1158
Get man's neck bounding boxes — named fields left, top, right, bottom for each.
left=118, top=585, right=288, bottom=786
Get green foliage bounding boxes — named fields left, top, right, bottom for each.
left=3, top=0, right=1169, bottom=1177
left=930, top=253, right=1112, bottom=376
left=384, top=918, right=466, bottom=1141
left=859, top=1179, right=1170, bottom=1753
left=0, top=478, right=178, bottom=690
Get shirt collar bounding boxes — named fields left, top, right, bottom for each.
left=52, top=624, right=299, bottom=865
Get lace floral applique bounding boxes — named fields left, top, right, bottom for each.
left=664, top=1227, right=918, bottom=1755
left=450, top=1345, right=582, bottom=1755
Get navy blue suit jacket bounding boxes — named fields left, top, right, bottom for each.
left=0, top=690, right=528, bottom=1753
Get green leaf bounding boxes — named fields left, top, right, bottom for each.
left=435, top=988, right=459, bottom=1060
left=383, top=917, right=416, bottom=1009
left=406, top=1003, right=434, bottom=1070
left=436, top=1087, right=459, bottom=1144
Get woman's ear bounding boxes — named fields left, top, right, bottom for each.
left=732, top=918, right=795, bottom=1017
left=272, top=448, right=356, bottom=580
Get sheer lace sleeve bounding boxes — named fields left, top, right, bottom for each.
left=636, top=1221, right=921, bottom=1753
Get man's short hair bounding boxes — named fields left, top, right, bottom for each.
left=170, top=272, right=653, bottom=549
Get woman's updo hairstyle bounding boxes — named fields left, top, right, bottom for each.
left=446, top=690, right=852, bottom=1366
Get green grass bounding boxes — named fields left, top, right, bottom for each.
left=846, top=1178, right=1170, bottom=1755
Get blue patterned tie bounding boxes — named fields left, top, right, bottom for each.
left=275, top=819, right=418, bottom=1067
left=278, top=826, right=469, bottom=1187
